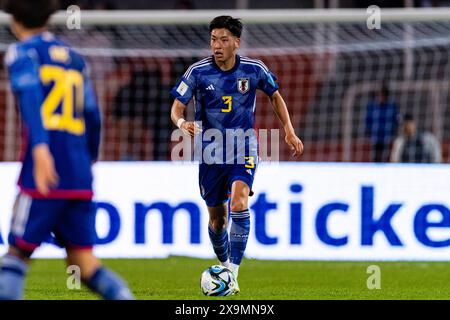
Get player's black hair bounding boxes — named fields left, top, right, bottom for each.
left=380, top=85, right=390, bottom=98
left=209, top=15, right=243, bottom=38
left=3, top=0, right=59, bottom=29
left=403, top=113, right=414, bottom=122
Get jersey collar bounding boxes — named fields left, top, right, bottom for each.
left=212, top=54, right=240, bottom=74
left=21, top=31, right=54, bottom=45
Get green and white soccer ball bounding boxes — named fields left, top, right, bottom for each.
left=200, top=265, right=236, bottom=296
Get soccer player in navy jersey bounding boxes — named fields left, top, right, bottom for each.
left=171, top=16, right=303, bottom=294
left=0, top=0, right=134, bottom=300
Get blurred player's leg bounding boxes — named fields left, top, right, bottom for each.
left=60, top=200, right=134, bottom=300
left=207, top=203, right=230, bottom=265
left=0, top=194, right=59, bottom=300
left=229, top=180, right=251, bottom=292
left=0, top=247, right=30, bottom=300
left=66, top=248, right=134, bottom=300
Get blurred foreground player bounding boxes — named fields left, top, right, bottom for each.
left=0, top=0, right=134, bottom=300
left=171, top=16, right=303, bottom=294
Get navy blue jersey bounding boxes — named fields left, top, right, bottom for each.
left=171, top=55, right=279, bottom=164
left=5, top=32, right=101, bottom=199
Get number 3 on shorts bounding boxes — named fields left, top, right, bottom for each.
left=245, top=156, right=255, bottom=169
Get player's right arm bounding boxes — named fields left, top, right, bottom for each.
left=5, top=45, right=58, bottom=195
left=170, top=67, right=202, bottom=137
left=170, top=99, right=201, bottom=137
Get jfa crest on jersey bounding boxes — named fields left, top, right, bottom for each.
left=237, top=78, right=249, bottom=94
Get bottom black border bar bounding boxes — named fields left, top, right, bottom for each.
left=5, top=300, right=448, bottom=318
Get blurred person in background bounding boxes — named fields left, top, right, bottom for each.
left=390, top=113, right=441, bottom=163
left=0, top=0, right=133, bottom=300
left=365, top=85, right=400, bottom=162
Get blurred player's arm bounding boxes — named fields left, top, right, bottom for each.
left=21, top=90, right=59, bottom=195
left=269, top=90, right=304, bottom=157
left=170, top=98, right=201, bottom=137
left=7, top=48, right=58, bottom=195
left=83, top=74, right=101, bottom=163
left=389, top=137, right=403, bottom=162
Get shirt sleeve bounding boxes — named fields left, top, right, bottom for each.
left=6, top=45, right=48, bottom=148
left=423, top=132, right=442, bottom=163
left=83, top=65, right=101, bottom=162
left=390, top=137, right=403, bottom=162
left=257, top=65, right=279, bottom=97
left=170, top=67, right=197, bottom=106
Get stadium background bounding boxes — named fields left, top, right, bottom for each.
left=0, top=1, right=450, bottom=299
left=1, top=1, right=450, bottom=162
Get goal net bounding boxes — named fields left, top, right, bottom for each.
left=0, top=9, right=449, bottom=162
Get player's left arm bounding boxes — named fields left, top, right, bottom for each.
left=5, top=46, right=59, bottom=195
left=269, top=90, right=304, bottom=157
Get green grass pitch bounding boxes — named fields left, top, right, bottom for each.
left=24, top=257, right=450, bottom=300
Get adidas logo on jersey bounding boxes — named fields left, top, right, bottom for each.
left=246, top=169, right=253, bottom=175
left=206, top=84, right=215, bottom=90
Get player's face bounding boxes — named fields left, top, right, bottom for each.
left=404, top=121, right=416, bottom=137
left=210, top=28, right=240, bottom=63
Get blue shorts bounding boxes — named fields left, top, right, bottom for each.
left=199, top=163, right=257, bottom=207
left=8, top=193, right=97, bottom=254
